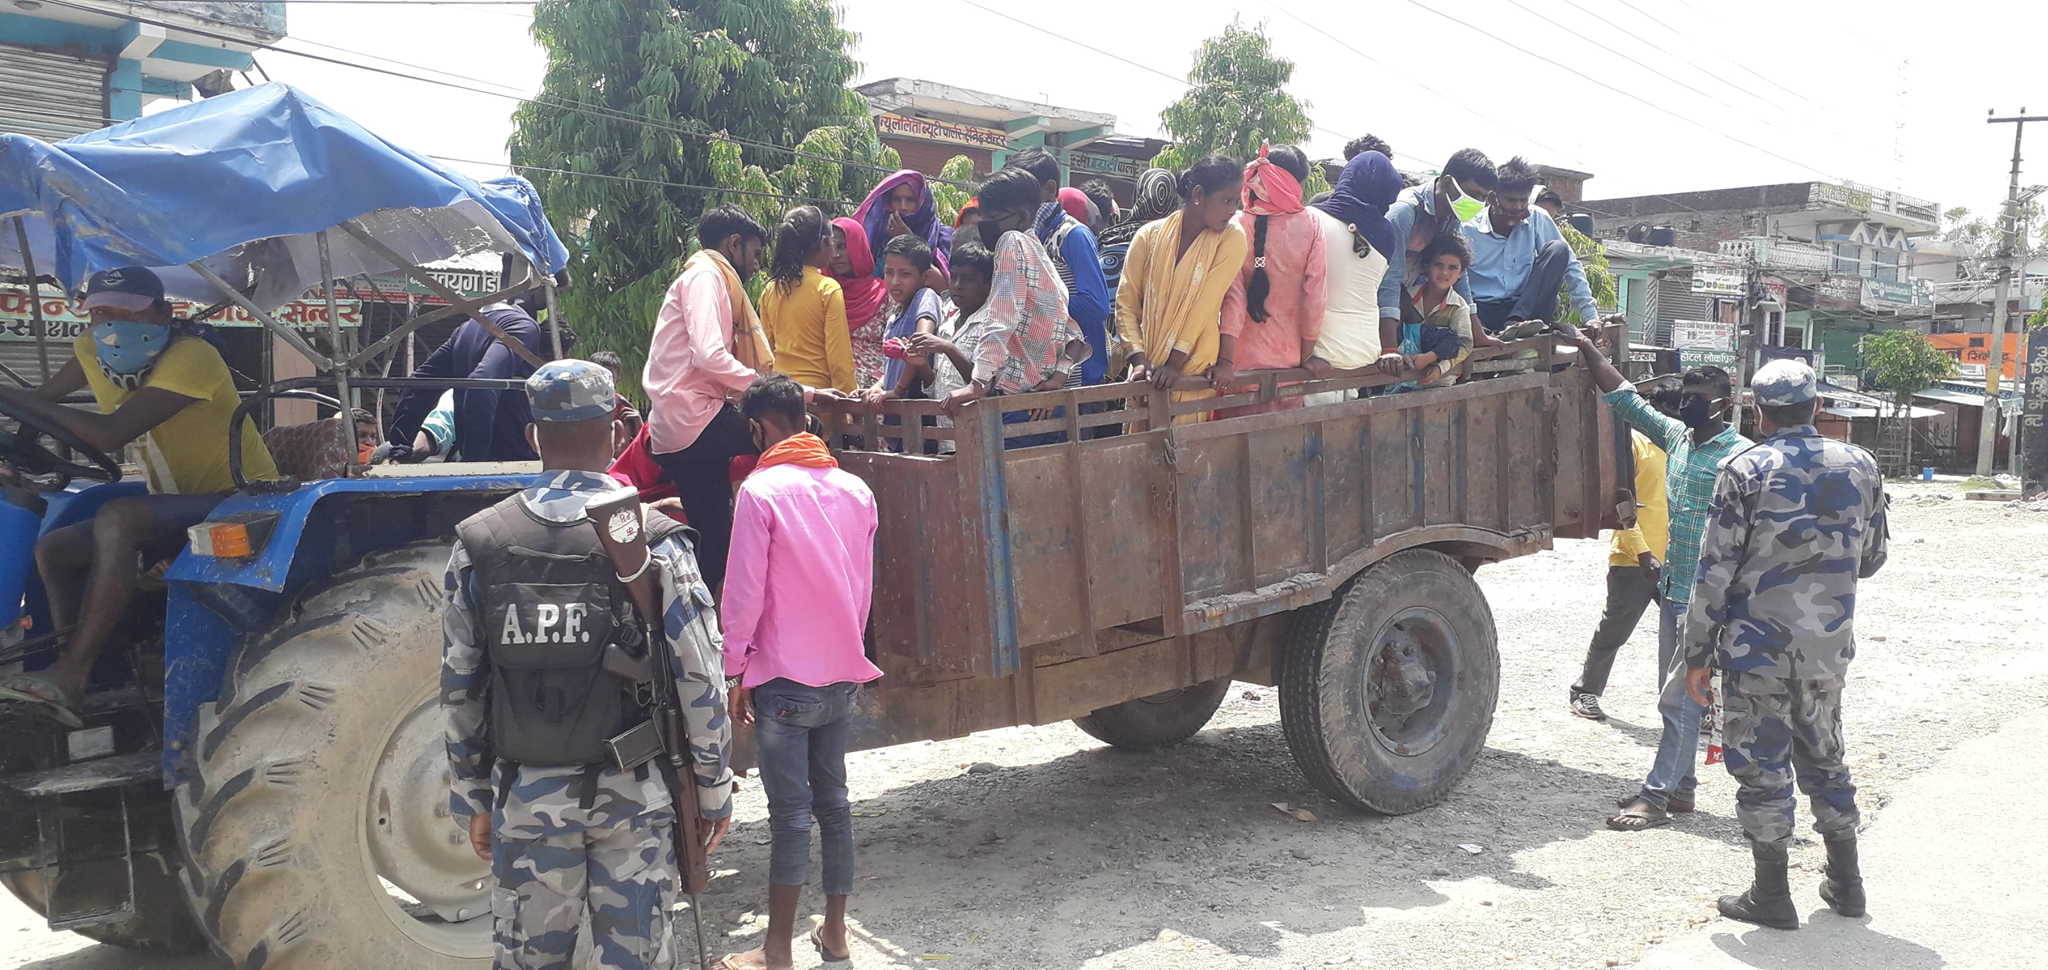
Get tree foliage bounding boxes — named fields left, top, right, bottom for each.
left=1862, top=329, right=1953, bottom=410
left=931, top=155, right=978, bottom=229
left=509, top=0, right=896, bottom=394
left=1152, top=19, right=1312, bottom=173
left=1556, top=221, right=1618, bottom=326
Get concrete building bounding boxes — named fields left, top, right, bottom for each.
left=1582, top=179, right=1942, bottom=382
left=0, top=1, right=283, bottom=140
left=856, top=76, right=1116, bottom=186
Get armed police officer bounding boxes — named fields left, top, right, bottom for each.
left=443, top=358, right=735, bottom=969
left=1680, top=358, right=1888, bottom=930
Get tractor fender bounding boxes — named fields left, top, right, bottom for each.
left=158, top=472, right=532, bottom=786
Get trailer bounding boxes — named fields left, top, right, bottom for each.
left=815, top=341, right=1628, bottom=813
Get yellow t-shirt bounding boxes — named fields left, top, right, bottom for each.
left=759, top=266, right=856, bottom=392
left=1609, top=430, right=1670, bottom=567
left=74, top=331, right=277, bottom=495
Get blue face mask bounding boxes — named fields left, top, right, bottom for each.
left=92, top=319, right=174, bottom=389
left=1678, top=396, right=1723, bottom=429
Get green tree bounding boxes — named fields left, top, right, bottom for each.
left=931, top=155, right=978, bottom=229
left=1152, top=19, right=1313, bottom=173
left=509, top=0, right=896, bottom=394
left=1862, top=329, right=1954, bottom=473
left=1556, top=222, right=1618, bottom=327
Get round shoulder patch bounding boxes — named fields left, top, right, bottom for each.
left=606, top=507, right=641, bottom=544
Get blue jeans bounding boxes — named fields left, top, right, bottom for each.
left=1001, top=404, right=1067, bottom=449
left=1475, top=239, right=1574, bottom=332
left=752, top=679, right=859, bottom=894
left=1639, top=599, right=1702, bottom=809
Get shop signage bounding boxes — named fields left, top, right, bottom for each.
left=2023, top=337, right=2047, bottom=499
left=1066, top=150, right=1145, bottom=180
left=0, top=286, right=361, bottom=341
left=875, top=112, right=1009, bottom=152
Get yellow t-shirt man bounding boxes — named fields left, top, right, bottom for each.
left=1609, top=430, right=1669, bottom=567
left=73, top=330, right=277, bottom=494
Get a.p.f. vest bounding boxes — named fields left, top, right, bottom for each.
left=454, top=495, right=643, bottom=768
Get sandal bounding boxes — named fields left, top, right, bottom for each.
left=1614, top=793, right=1694, bottom=814
left=0, top=674, right=83, bottom=729
left=1606, top=809, right=1671, bottom=831
left=811, top=925, right=850, bottom=963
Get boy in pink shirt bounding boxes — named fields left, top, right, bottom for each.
left=717, top=374, right=880, bottom=970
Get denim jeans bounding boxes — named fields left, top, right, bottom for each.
left=752, top=678, right=859, bottom=894
left=1475, top=239, right=1574, bottom=332
left=1639, top=599, right=1702, bottom=809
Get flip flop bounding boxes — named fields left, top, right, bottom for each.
left=0, top=675, right=84, bottom=729
left=811, top=925, right=850, bottom=964
left=1614, top=793, right=1695, bottom=814
left=1606, top=810, right=1672, bottom=831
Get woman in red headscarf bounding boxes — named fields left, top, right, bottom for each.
left=1215, top=144, right=1331, bottom=417
left=828, top=217, right=894, bottom=388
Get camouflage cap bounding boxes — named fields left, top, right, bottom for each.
left=525, top=358, right=615, bottom=422
left=1751, top=358, right=1818, bottom=406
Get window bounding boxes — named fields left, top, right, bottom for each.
left=1873, top=249, right=1899, bottom=283
left=1832, top=243, right=1862, bottom=276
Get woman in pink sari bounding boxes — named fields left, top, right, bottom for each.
left=829, top=217, right=893, bottom=388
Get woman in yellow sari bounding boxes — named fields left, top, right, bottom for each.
left=1116, top=155, right=1248, bottom=424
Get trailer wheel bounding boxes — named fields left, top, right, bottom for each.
left=0, top=852, right=206, bottom=952
left=1073, top=678, right=1230, bottom=750
left=1280, top=549, right=1499, bottom=814
left=175, top=540, right=490, bottom=970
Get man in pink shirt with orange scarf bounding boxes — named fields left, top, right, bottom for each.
left=715, top=374, right=880, bottom=970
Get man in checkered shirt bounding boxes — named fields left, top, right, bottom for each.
left=935, top=166, right=1079, bottom=415
left=1561, top=326, right=1751, bottom=833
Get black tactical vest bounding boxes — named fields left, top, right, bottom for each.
left=455, top=494, right=643, bottom=768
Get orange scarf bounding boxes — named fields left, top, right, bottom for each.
left=686, top=248, right=775, bottom=373
left=753, top=432, right=836, bottom=473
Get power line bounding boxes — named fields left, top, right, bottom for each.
left=1605, top=0, right=1831, bottom=113
left=427, top=154, right=851, bottom=207
left=948, top=0, right=1427, bottom=169
left=1386, top=0, right=1840, bottom=182
left=37, top=0, right=934, bottom=188
left=1500, top=0, right=1740, bottom=111
left=1264, top=2, right=1577, bottom=166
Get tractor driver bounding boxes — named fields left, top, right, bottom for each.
left=0, top=266, right=278, bottom=725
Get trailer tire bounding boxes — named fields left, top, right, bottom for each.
left=174, top=540, right=491, bottom=970
left=1280, top=549, right=1499, bottom=814
left=0, top=853, right=207, bottom=952
left=1072, top=678, right=1230, bottom=750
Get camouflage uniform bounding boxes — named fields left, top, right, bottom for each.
left=443, top=362, right=734, bottom=970
left=1683, top=364, right=1888, bottom=848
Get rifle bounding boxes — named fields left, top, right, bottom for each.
left=584, top=488, right=711, bottom=970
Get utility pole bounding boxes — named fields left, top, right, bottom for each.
left=1980, top=110, right=2044, bottom=475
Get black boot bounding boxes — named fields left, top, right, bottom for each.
left=1718, top=840, right=1800, bottom=929
left=1819, top=836, right=1866, bottom=917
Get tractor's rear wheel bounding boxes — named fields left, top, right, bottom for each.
left=1072, top=678, right=1231, bottom=750
left=1280, top=549, right=1499, bottom=814
left=174, top=540, right=491, bottom=970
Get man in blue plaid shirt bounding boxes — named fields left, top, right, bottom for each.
left=1562, top=326, right=1750, bottom=832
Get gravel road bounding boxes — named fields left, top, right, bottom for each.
left=6, top=481, right=2042, bottom=970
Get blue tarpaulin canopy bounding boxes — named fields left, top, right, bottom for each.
left=0, top=83, right=567, bottom=312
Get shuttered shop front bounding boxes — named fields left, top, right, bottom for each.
left=0, top=43, right=110, bottom=142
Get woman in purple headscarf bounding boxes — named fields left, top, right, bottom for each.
left=853, top=170, right=952, bottom=292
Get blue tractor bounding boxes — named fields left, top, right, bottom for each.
left=0, top=85, right=563, bottom=967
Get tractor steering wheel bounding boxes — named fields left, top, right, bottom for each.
left=0, top=395, right=125, bottom=491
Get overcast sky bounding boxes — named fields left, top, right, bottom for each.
left=248, top=0, right=2038, bottom=223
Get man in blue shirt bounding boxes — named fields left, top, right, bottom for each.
left=1461, top=156, right=1600, bottom=335
left=386, top=281, right=571, bottom=463
left=1376, top=149, right=1494, bottom=364
left=1005, top=148, right=1112, bottom=387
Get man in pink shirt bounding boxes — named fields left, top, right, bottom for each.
left=644, top=205, right=768, bottom=594
left=716, top=374, right=881, bottom=970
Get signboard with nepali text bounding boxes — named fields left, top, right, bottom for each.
left=1672, top=318, right=1738, bottom=370
left=2024, top=336, right=2046, bottom=500
left=875, top=112, right=1009, bottom=152
left=0, top=286, right=361, bottom=342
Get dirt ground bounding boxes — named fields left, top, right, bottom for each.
left=6, top=480, right=2043, bottom=970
